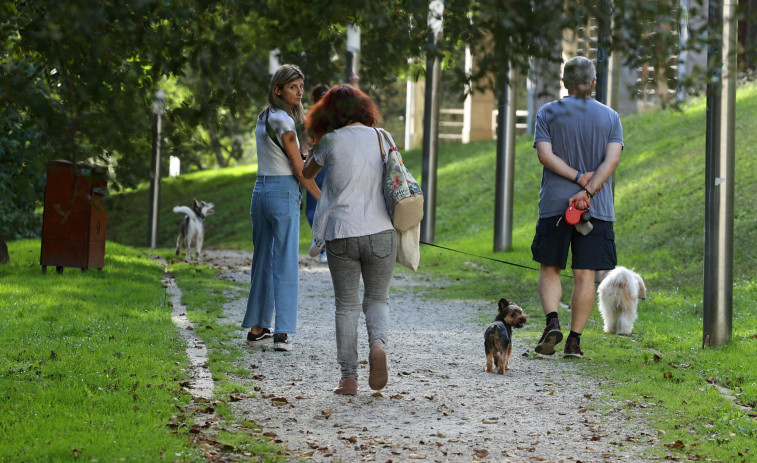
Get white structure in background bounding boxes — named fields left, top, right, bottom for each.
left=269, top=49, right=281, bottom=75
left=346, top=23, right=361, bottom=85
left=169, top=156, right=181, bottom=177
left=404, top=7, right=709, bottom=148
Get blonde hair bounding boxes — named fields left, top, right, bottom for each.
left=268, top=64, right=305, bottom=124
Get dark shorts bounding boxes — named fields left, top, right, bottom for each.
left=531, top=215, right=617, bottom=270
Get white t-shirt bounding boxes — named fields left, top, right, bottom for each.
left=312, top=125, right=394, bottom=241
left=255, top=107, right=299, bottom=176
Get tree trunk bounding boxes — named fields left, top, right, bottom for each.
left=0, top=235, right=9, bottom=264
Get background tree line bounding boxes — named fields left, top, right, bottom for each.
left=1, top=0, right=750, bottom=244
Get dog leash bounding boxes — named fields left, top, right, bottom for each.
left=419, top=240, right=575, bottom=279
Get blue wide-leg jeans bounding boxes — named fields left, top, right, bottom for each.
left=242, top=175, right=301, bottom=335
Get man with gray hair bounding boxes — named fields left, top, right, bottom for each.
left=530, top=56, right=624, bottom=358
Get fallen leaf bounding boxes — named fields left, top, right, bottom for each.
left=482, top=419, right=498, bottom=424
left=408, top=454, right=426, bottom=460
left=473, top=449, right=488, bottom=457
left=271, top=397, right=288, bottom=406
left=665, top=440, right=686, bottom=449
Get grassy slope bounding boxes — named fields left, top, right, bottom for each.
left=105, top=84, right=757, bottom=460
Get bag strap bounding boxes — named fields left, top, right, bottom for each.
left=264, top=107, right=288, bottom=157
left=377, top=128, right=396, bottom=152
left=375, top=128, right=387, bottom=162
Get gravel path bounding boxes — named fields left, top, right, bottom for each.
left=198, top=250, right=656, bottom=462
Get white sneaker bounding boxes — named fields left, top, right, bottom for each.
left=319, top=251, right=328, bottom=263
left=309, top=238, right=325, bottom=257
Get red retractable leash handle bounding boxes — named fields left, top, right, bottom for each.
left=564, top=202, right=589, bottom=225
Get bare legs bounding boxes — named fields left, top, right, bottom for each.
left=538, top=264, right=596, bottom=334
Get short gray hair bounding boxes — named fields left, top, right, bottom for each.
left=562, top=56, right=596, bottom=91
left=268, top=64, right=305, bottom=124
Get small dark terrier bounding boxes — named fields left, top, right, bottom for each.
left=484, top=298, right=528, bottom=374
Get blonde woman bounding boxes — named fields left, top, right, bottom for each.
left=242, top=64, right=320, bottom=352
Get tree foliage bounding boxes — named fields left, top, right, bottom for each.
left=2, top=0, right=747, bottom=240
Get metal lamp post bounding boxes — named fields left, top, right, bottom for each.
left=420, top=0, right=444, bottom=244
left=147, top=90, right=166, bottom=249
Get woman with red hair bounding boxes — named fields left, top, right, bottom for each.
left=303, top=84, right=396, bottom=396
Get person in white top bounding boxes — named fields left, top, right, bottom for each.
left=242, top=64, right=320, bottom=352
left=303, top=84, right=396, bottom=396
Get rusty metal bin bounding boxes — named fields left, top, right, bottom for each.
left=40, top=160, right=108, bottom=273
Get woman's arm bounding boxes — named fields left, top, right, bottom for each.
left=302, top=147, right=323, bottom=180
left=282, top=131, right=320, bottom=200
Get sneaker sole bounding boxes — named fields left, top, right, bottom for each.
left=535, top=330, right=563, bottom=355
left=368, top=347, right=388, bottom=390
left=246, top=336, right=273, bottom=347
left=563, top=351, right=584, bottom=359
left=274, top=342, right=292, bottom=352
left=308, top=243, right=324, bottom=257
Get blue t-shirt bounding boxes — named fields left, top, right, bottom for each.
left=533, top=96, right=623, bottom=221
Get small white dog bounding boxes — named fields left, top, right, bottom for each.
left=597, top=266, right=647, bottom=335
left=173, top=199, right=214, bottom=263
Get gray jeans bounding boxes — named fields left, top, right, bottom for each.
left=326, top=229, right=397, bottom=379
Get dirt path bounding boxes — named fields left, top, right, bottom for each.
left=193, top=250, right=656, bottom=462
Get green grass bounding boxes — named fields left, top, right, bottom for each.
left=0, top=243, right=288, bottom=462
left=0, top=241, right=201, bottom=462
left=163, top=261, right=287, bottom=461
left=11, top=82, right=757, bottom=461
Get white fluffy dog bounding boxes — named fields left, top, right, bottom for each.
left=597, top=266, right=647, bottom=335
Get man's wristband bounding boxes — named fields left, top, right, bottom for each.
left=582, top=187, right=593, bottom=199
left=573, top=170, right=582, bottom=184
